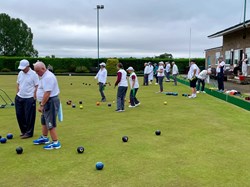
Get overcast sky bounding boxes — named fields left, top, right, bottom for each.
left=1, top=0, right=249, bottom=58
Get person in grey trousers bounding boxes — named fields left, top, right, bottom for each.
left=114, top=63, right=128, bottom=112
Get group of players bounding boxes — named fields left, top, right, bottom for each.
left=94, top=59, right=215, bottom=113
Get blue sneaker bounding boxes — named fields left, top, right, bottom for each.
left=33, top=136, right=50, bottom=145
left=43, top=141, right=61, bottom=150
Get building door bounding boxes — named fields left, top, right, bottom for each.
left=240, top=49, right=244, bottom=62
left=207, top=56, right=211, bottom=67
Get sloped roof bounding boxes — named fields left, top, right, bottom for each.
left=208, top=20, right=250, bottom=38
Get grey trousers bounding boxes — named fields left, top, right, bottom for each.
left=99, top=82, right=106, bottom=100
left=158, top=76, right=164, bottom=92
left=173, top=74, right=178, bottom=85
left=117, top=86, right=127, bottom=110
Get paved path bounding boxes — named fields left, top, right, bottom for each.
left=209, top=79, right=250, bottom=94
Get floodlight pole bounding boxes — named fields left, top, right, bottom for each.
left=243, top=0, right=247, bottom=27
left=96, top=5, right=104, bottom=65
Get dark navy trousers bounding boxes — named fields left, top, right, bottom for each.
left=15, top=96, right=36, bottom=136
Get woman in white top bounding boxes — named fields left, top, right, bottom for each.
left=127, top=67, right=140, bottom=108
left=114, top=63, right=128, bottom=112
left=148, top=62, right=154, bottom=84
left=157, top=61, right=165, bottom=93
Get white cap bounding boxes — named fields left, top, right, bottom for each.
left=126, top=67, right=134, bottom=71
left=18, top=59, right=29, bottom=70
left=99, top=62, right=106, bottom=67
left=159, top=61, right=164, bottom=65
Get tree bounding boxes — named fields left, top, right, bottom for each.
left=0, top=13, right=38, bottom=57
left=156, top=53, right=173, bottom=59
left=106, top=59, right=119, bottom=75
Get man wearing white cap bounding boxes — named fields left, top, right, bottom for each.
left=127, top=67, right=140, bottom=108
left=95, top=62, right=107, bottom=102
left=15, top=59, right=39, bottom=139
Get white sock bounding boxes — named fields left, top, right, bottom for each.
left=53, top=141, right=58, bottom=144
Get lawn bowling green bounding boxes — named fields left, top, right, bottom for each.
left=0, top=75, right=250, bottom=186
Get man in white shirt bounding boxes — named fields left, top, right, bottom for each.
left=156, top=61, right=165, bottom=93
left=165, top=62, right=171, bottom=82
left=95, top=62, right=107, bottom=102
left=15, top=59, right=39, bottom=139
left=172, top=62, right=179, bottom=86
left=143, top=63, right=149, bottom=86
left=197, top=69, right=211, bottom=93
left=187, top=60, right=200, bottom=98
left=216, top=57, right=225, bottom=92
left=33, top=61, right=61, bottom=150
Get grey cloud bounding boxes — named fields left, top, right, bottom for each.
left=1, top=0, right=248, bottom=58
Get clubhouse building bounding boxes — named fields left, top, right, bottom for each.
left=205, top=20, right=250, bottom=76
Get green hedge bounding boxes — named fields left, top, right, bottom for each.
left=0, top=56, right=205, bottom=74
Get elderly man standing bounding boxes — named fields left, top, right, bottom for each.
left=143, top=63, right=149, bottom=86
left=216, top=57, right=225, bottom=92
left=33, top=61, right=61, bottom=150
left=95, top=62, right=107, bottom=102
left=165, top=62, right=171, bottom=82
left=172, top=62, right=179, bottom=86
left=15, top=59, right=39, bottom=139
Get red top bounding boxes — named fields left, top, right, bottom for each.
left=115, top=72, right=122, bottom=86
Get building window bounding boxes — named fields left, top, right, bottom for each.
left=207, top=56, right=211, bottom=66
left=225, top=51, right=231, bottom=64
left=246, top=48, right=250, bottom=62
left=215, top=52, right=220, bottom=64
left=234, top=49, right=240, bottom=64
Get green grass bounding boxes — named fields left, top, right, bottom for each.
left=0, top=75, right=250, bottom=187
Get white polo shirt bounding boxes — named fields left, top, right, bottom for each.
left=17, top=69, right=39, bottom=98
left=37, top=70, right=60, bottom=102
left=95, top=68, right=107, bottom=84
left=165, top=64, right=171, bottom=73
left=157, top=65, right=165, bottom=77
left=216, top=61, right=225, bottom=73
left=172, top=64, right=179, bottom=75
left=198, top=70, right=209, bottom=80
left=129, top=72, right=139, bottom=89
left=188, top=63, right=199, bottom=79
left=118, top=69, right=128, bottom=87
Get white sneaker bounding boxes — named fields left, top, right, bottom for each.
left=202, top=91, right=206, bottom=93
left=155, top=83, right=158, bottom=85
left=188, top=95, right=197, bottom=99
left=128, top=105, right=135, bottom=108
left=197, top=91, right=200, bottom=94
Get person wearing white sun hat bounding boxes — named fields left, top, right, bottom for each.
left=126, top=67, right=140, bottom=108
